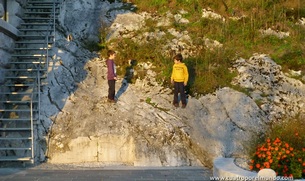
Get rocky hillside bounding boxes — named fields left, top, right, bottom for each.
left=36, top=0, right=305, bottom=167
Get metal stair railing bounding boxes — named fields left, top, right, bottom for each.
left=29, top=77, right=37, bottom=163
left=34, top=0, right=60, bottom=163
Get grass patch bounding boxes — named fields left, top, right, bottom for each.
left=107, top=0, right=305, bottom=96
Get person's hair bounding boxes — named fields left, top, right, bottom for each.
left=107, top=50, right=116, bottom=57
left=173, top=53, right=183, bottom=62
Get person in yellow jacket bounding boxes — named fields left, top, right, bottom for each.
left=171, top=53, right=189, bottom=108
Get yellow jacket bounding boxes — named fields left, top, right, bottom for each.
left=171, top=63, right=189, bottom=84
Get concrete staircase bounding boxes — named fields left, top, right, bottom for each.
left=0, top=0, right=61, bottom=163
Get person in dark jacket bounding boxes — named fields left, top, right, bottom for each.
left=106, top=50, right=117, bottom=103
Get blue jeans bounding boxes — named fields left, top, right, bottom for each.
left=173, top=82, right=186, bottom=105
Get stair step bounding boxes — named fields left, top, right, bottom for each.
left=0, top=137, right=32, bottom=140
left=0, top=101, right=38, bottom=104
left=0, top=109, right=37, bottom=112
left=0, top=147, right=32, bottom=151
left=2, top=83, right=47, bottom=87
left=16, top=41, right=53, bottom=44
left=18, top=35, right=54, bottom=40
left=0, top=92, right=38, bottom=95
left=19, top=23, right=54, bottom=27
left=4, top=76, right=37, bottom=79
left=0, top=118, right=32, bottom=121
left=19, top=28, right=53, bottom=32
left=8, top=63, right=46, bottom=66
left=25, top=12, right=59, bottom=15
left=0, top=156, right=32, bottom=161
left=8, top=68, right=44, bottom=71
left=0, top=128, right=31, bottom=131
left=26, top=5, right=53, bottom=10
left=19, top=34, right=53, bottom=36
left=11, top=54, right=48, bottom=57
left=23, top=17, right=54, bottom=21
left=14, top=47, right=50, bottom=51
left=2, top=84, right=35, bottom=87
left=27, top=1, right=61, bottom=4
left=0, top=101, right=37, bottom=104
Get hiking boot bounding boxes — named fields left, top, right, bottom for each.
left=173, top=103, right=179, bottom=107
left=182, top=104, right=186, bottom=108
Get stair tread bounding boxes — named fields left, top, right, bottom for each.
left=28, top=0, right=61, bottom=2
left=7, top=62, right=47, bottom=64
left=26, top=6, right=57, bottom=9
left=0, top=128, right=32, bottom=131
left=11, top=54, right=48, bottom=57
left=4, top=76, right=38, bottom=78
left=0, top=92, right=38, bottom=94
left=7, top=68, right=44, bottom=71
left=28, top=1, right=61, bottom=4
left=23, top=17, right=54, bottom=20
left=1, top=83, right=35, bottom=86
left=19, top=29, right=53, bottom=31
left=16, top=40, right=53, bottom=43
left=0, top=118, right=33, bottom=121
left=0, top=137, right=32, bottom=140
left=20, top=23, right=54, bottom=25
left=0, top=156, right=32, bottom=161
left=14, top=48, right=51, bottom=51
left=0, top=109, right=37, bottom=112
left=0, top=101, right=38, bottom=103
left=2, top=84, right=47, bottom=87
left=19, top=34, right=54, bottom=36
left=0, top=148, right=32, bottom=150
left=25, top=12, right=59, bottom=14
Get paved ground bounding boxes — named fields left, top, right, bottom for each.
left=0, top=165, right=212, bottom=181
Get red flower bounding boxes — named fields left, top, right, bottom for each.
left=256, top=163, right=260, bottom=169
left=264, top=162, right=270, bottom=168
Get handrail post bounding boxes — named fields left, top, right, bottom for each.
left=30, top=89, right=34, bottom=164
left=3, top=0, right=7, bottom=21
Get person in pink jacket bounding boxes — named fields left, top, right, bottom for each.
left=171, top=53, right=189, bottom=108
left=106, top=50, right=117, bottom=103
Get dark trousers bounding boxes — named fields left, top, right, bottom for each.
left=173, top=82, right=187, bottom=105
left=108, top=80, right=116, bottom=100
